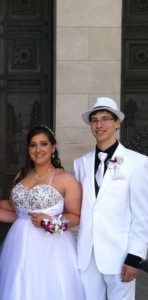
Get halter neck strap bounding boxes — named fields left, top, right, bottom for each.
left=49, top=168, right=56, bottom=185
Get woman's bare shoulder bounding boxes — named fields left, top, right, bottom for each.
left=55, top=168, right=77, bottom=181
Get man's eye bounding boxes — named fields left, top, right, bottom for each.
left=102, top=118, right=108, bottom=121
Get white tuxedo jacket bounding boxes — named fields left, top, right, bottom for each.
left=73, top=143, right=148, bottom=274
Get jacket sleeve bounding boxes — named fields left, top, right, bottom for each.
left=127, top=155, right=148, bottom=259
left=71, top=159, right=80, bottom=182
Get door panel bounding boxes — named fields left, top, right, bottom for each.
left=0, top=0, right=55, bottom=242
left=121, top=93, right=148, bottom=155
left=121, top=0, right=148, bottom=156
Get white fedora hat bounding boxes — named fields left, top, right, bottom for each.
left=82, top=97, right=125, bottom=124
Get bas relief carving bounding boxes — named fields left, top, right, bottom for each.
left=122, top=1, right=148, bottom=156
left=0, top=0, right=54, bottom=197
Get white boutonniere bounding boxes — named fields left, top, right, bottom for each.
left=107, top=156, right=124, bottom=168
left=107, top=156, right=125, bottom=180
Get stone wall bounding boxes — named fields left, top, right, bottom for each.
left=56, top=0, right=122, bottom=171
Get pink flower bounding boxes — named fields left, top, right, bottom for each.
left=107, top=156, right=124, bottom=168
left=107, top=156, right=125, bottom=180
left=41, top=215, right=69, bottom=234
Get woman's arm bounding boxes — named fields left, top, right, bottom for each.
left=0, top=199, right=13, bottom=209
left=0, top=200, right=16, bottom=223
left=0, top=208, right=16, bottom=223
left=63, top=172, right=82, bottom=227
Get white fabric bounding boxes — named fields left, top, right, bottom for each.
left=82, top=97, right=125, bottom=124
left=0, top=183, right=85, bottom=300
left=72, top=143, right=148, bottom=274
left=81, top=251, right=135, bottom=300
left=95, top=152, right=108, bottom=187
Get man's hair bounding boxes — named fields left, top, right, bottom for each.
left=89, top=109, right=118, bottom=122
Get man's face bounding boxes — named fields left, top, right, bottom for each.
left=90, top=110, right=120, bottom=149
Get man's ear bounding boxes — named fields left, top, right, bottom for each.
left=115, top=119, right=120, bottom=130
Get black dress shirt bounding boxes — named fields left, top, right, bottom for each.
left=94, top=140, right=119, bottom=196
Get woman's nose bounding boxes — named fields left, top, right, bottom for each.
left=35, top=145, right=42, bottom=151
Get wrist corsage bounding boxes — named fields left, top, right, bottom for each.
left=41, top=214, right=69, bottom=234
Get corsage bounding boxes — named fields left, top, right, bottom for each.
left=107, top=156, right=125, bottom=180
left=107, top=156, right=124, bottom=168
left=41, top=214, right=69, bottom=234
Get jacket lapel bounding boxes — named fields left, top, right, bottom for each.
left=97, top=143, right=125, bottom=200
left=83, top=149, right=96, bottom=202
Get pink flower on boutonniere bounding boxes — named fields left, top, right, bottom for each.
left=107, top=156, right=124, bottom=168
left=107, top=156, right=125, bottom=180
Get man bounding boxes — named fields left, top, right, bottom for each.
left=72, top=97, right=148, bottom=300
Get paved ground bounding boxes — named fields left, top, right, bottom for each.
left=136, top=270, right=148, bottom=300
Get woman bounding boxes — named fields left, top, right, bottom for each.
left=0, top=125, right=85, bottom=300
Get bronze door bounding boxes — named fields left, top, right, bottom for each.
left=121, top=0, right=148, bottom=155
left=0, top=0, right=55, bottom=242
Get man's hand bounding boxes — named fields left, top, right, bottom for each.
left=121, top=264, right=139, bottom=282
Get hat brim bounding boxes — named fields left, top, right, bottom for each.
left=82, top=106, right=125, bottom=124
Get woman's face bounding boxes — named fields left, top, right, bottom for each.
left=28, top=133, right=55, bottom=166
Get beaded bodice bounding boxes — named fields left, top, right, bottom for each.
left=11, top=182, right=64, bottom=211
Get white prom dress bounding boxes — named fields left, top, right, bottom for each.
left=0, top=176, right=85, bottom=300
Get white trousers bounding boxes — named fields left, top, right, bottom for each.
left=80, top=251, right=135, bottom=300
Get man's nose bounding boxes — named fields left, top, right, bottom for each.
left=96, top=120, right=103, bottom=126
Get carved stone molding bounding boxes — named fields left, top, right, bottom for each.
left=121, top=95, right=148, bottom=155
left=0, top=0, right=55, bottom=200
left=124, top=0, right=148, bottom=22
left=125, top=41, right=148, bottom=77
left=7, top=93, right=41, bottom=169
left=131, top=0, right=148, bottom=13
left=8, top=0, right=41, bottom=18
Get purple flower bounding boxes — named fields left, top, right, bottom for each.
left=107, top=156, right=124, bottom=168
left=41, top=216, right=69, bottom=234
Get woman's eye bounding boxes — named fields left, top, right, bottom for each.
left=29, top=142, right=48, bottom=147
left=41, top=142, right=48, bottom=146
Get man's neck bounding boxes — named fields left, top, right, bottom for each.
left=97, top=139, right=117, bottom=151
left=96, top=141, right=119, bottom=164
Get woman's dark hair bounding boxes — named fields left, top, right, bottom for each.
left=14, top=125, right=63, bottom=186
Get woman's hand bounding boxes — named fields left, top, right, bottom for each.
left=28, top=213, right=52, bottom=227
